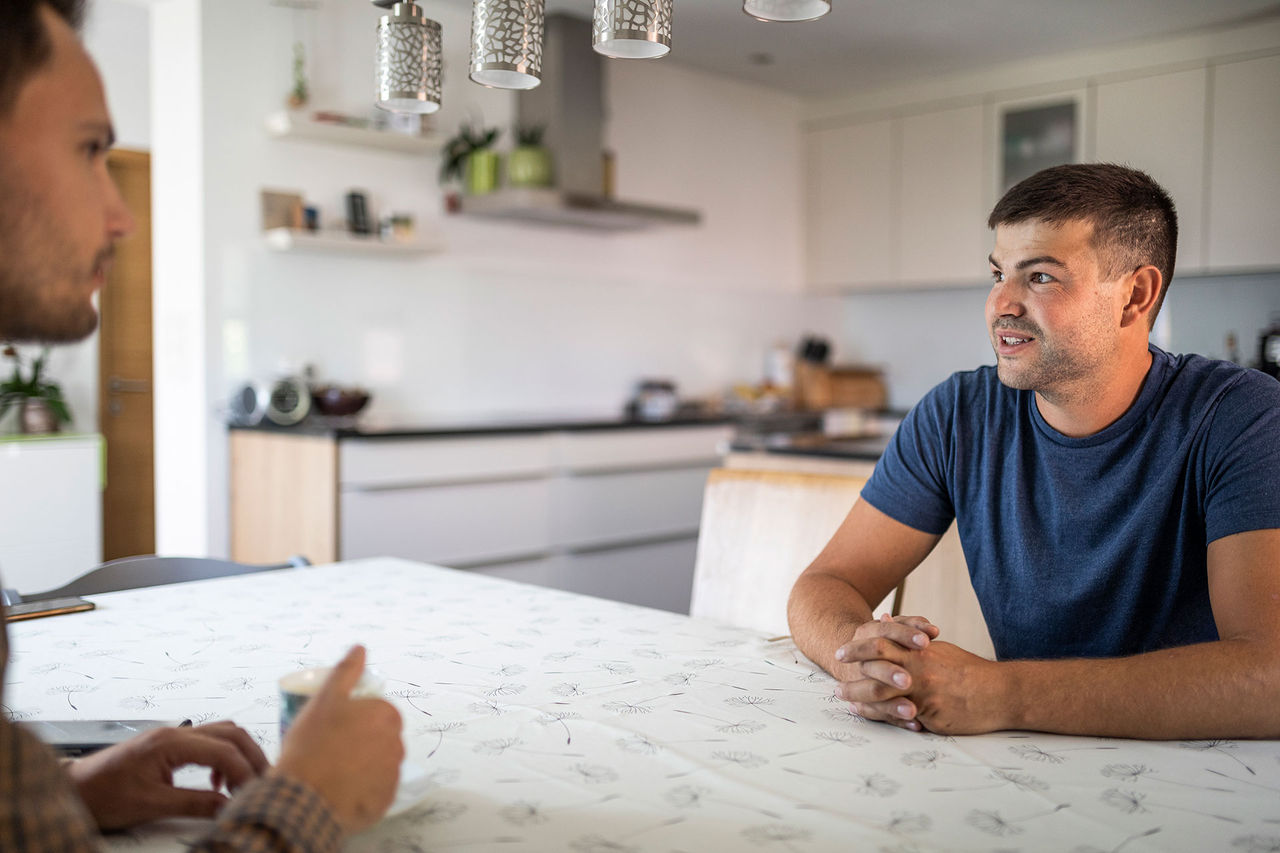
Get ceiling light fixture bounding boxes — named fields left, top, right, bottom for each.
left=743, top=0, right=831, bottom=23
left=372, top=0, right=443, bottom=114
left=470, top=0, right=546, bottom=90
left=592, top=0, right=673, bottom=59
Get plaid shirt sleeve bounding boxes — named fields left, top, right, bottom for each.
left=0, top=714, right=101, bottom=852
left=192, top=774, right=342, bottom=853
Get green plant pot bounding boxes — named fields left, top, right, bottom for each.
left=507, top=145, right=553, bottom=188
left=464, top=150, right=501, bottom=195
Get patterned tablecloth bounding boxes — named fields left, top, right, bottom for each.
left=5, top=558, right=1279, bottom=852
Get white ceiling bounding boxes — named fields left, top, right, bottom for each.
left=524, top=0, right=1280, bottom=97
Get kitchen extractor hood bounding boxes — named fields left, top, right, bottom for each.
left=456, top=13, right=701, bottom=231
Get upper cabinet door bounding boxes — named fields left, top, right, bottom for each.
left=897, top=104, right=987, bottom=286
left=1095, top=68, right=1208, bottom=274
left=1207, top=54, right=1280, bottom=271
left=804, top=117, right=897, bottom=290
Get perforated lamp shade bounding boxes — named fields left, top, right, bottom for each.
left=470, top=0, right=546, bottom=90
left=743, top=0, right=831, bottom=22
left=375, top=1, right=442, bottom=114
left=592, top=0, right=673, bottom=59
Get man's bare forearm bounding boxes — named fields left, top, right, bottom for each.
left=787, top=571, right=874, bottom=675
left=989, top=636, right=1280, bottom=740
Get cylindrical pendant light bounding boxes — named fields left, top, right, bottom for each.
left=743, top=0, right=831, bottom=22
left=470, top=0, right=546, bottom=90
left=373, top=1, right=442, bottom=114
left=592, top=0, right=673, bottom=59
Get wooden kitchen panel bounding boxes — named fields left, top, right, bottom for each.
left=340, top=478, right=553, bottom=567
left=554, top=466, right=711, bottom=549
left=554, top=425, right=733, bottom=472
left=339, top=434, right=554, bottom=489
left=230, top=431, right=337, bottom=565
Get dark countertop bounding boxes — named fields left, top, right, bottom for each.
left=227, top=410, right=756, bottom=440
left=728, top=432, right=893, bottom=461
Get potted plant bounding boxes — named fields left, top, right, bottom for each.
left=0, top=345, right=72, bottom=434
left=440, top=123, right=501, bottom=196
left=507, top=124, right=553, bottom=188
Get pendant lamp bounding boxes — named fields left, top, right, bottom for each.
left=470, top=0, right=546, bottom=90
left=743, top=0, right=831, bottom=22
left=373, top=0, right=443, bottom=114
left=592, top=0, right=673, bottom=59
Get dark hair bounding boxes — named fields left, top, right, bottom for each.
left=988, top=163, right=1178, bottom=326
left=0, top=0, right=86, bottom=115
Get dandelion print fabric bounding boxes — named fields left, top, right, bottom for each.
left=6, top=559, right=1279, bottom=852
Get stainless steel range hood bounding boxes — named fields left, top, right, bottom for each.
left=456, top=14, right=701, bottom=232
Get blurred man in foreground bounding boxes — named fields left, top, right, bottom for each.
left=0, top=2, right=404, bottom=848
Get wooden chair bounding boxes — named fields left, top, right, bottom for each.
left=689, top=468, right=892, bottom=636
left=690, top=467, right=995, bottom=660
left=10, top=554, right=311, bottom=603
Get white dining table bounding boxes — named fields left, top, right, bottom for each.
left=5, top=557, right=1279, bottom=852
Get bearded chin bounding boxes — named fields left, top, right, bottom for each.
left=0, top=293, right=99, bottom=343
left=994, top=357, right=1037, bottom=391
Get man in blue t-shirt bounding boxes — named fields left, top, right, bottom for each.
left=787, top=163, right=1280, bottom=739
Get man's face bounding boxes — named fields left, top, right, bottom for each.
left=986, top=218, right=1131, bottom=400
left=0, top=7, right=134, bottom=343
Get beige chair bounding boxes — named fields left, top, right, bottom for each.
left=690, top=467, right=994, bottom=660
left=689, top=468, right=892, bottom=636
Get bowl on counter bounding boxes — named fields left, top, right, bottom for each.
left=310, top=385, right=371, bottom=417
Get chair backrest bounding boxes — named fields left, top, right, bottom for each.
left=690, top=468, right=893, bottom=636
left=21, top=554, right=311, bottom=602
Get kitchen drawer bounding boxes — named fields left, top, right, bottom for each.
left=340, top=435, right=553, bottom=489
left=560, top=537, right=699, bottom=614
left=464, top=555, right=561, bottom=589
left=554, top=426, right=732, bottom=473
left=340, top=478, right=551, bottom=566
left=554, top=466, right=711, bottom=549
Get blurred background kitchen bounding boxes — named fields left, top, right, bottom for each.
left=3, top=0, right=1278, bottom=613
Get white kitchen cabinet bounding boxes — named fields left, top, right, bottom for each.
left=805, top=103, right=988, bottom=290
left=897, top=104, right=988, bottom=285
left=1095, top=68, right=1209, bottom=273
left=560, top=538, right=701, bottom=614
left=1207, top=54, right=1280, bottom=271
left=340, top=434, right=553, bottom=488
left=340, top=477, right=554, bottom=567
left=554, top=467, right=713, bottom=549
left=232, top=423, right=733, bottom=613
left=804, top=118, right=897, bottom=290
left=0, top=435, right=102, bottom=595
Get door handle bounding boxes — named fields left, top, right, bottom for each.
left=108, top=376, right=150, bottom=394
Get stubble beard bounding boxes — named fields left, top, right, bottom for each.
left=991, top=319, right=1114, bottom=404
left=0, top=164, right=102, bottom=344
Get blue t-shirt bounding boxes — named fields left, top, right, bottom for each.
left=861, top=345, right=1280, bottom=661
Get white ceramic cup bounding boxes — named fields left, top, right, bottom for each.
left=278, top=665, right=385, bottom=739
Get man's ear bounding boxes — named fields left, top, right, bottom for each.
left=1120, top=265, right=1162, bottom=329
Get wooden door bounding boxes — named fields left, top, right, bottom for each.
left=98, top=149, right=155, bottom=561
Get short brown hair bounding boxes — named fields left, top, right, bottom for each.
left=0, top=0, right=86, bottom=115
left=988, top=163, right=1178, bottom=325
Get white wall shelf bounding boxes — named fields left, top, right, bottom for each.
left=263, top=228, right=443, bottom=257
left=265, top=111, right=443, bottom=155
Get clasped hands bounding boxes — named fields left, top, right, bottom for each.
left=832, top=613, right=1002, bottom=735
